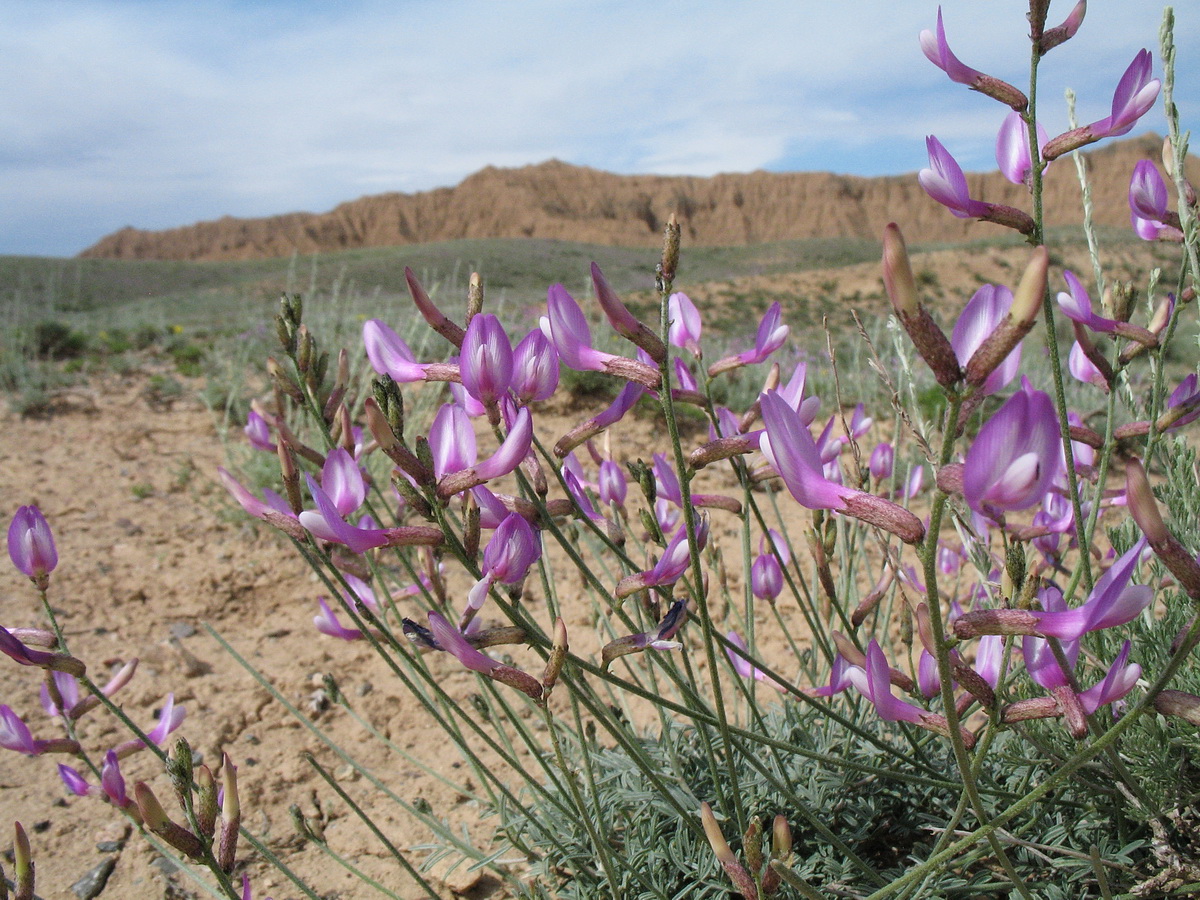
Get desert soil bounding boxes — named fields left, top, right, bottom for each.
left=0, top=357, right=812, bottom=900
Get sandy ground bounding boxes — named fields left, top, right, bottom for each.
left=0, top=358, right=820, bottom=900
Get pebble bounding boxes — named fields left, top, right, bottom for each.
left=71, top=857, right=116, bottom=899
left=357, top=681, right=374, bottom=697
left=169, top=622, right=196, bottom=639
left=149, top=855, right=179, bottom=875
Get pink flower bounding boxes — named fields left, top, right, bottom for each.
left=1028, top=538, right=1150, bottom=641
left=725, top=631, right=787, bottom=691
left=8, top=505, right=57, bottom=586
left=963, top=379, right=1061, bottom=514
left=668, top=292, right=702, bottom=355
left=464, top=513, right=541, bottom=619
left=951, top=283, right=1022, bottom=395
left=243, top=409, right=276, bottom=452
left=1129, top=160, right=1183, bottom=241
left=919, top=8, right=984, bottom=86
left=1088, top=50, right=1160, bottom=139
left=750, top=552, right=783, bottom=602
left=1057, top=271, right=1119, bottom=333
left=460, top=314, right=513, bottom=406
left=512, top=329, right=559, bottom=403
left=363, top=319, right=430, bottom=383
left=919, top=137, right=991, bottom=219
left=995, top=111, right=1048, bottom=186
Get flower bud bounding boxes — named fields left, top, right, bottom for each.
left=218, top=753, right=241, bottom=873
left=467, top=271, right=484, bottom=322
left=883, top=224, right=961, bottom=388
left=701, top=803, right=759, bottom=900
left=1155, top=690, right=1200, bottom=726
left=541, top=618, right=569, bottom=696
left=1127, top=458, right=1200, bottom=600
left=406, top=267, right=465, bottom=348
left=196, top=765, right=218, bottom=838
left=660, top=214, right=682, bottom=286
left=13, top=821, right=33, bottom=900
left=135, top=782, right=205, bottom=860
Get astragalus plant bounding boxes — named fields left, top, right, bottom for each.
left=5, top=2, right=1200, bottom=898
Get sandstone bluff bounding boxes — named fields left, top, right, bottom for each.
left=80, top=135, right=1191, bottom=262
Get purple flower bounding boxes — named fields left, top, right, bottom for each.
left=0, top=706, right=39, bottom=754
left=1130, top=159, right=1170, bottom=222
left=1167, top=375, right=1200, bottom=429
left=0, top=705, right=77, bottom=756
left=143, top=694, right=186, bottom=747
left=600, top=599, right=687, bottom=667
left=540, top=284, right=661, bottom=389
left=919, top=137, right=990, bottom=219
left=862, top=642, right=925, bottom=725
left=759, top=392, right=855, bottom=510
left=425, top=611, right=543, bottom=700
left=1087, top=50, right=1160, bottom=139
left=673, top=357, right=699, bottom=393
left=1045, top=51, right=1161, bottom=159
left=750, top=552, right=783, bottom=601
left=963, top=379, right=1061, bottom=514
left=1069, top=340, right=1107, bottom=389
left=58, top=751, right=130, bottom=806
left=512, top=329, right=559, bottom=403
left=615, top=519, right=710, bottom=598
left=314, top=597, right=363, bottom=641
left=869, top=443, right=894, bottom=481
left=597, top=459, right=627, bottom=507
left=1057, top=271, right=1119, bottom=333
left=951, top=283, right=1022, bottom=395
left=363, top=320, right=430, bottom=383
left=218, top=468, right=302, bottom=537
left=8, top=505, right=57, bottom=586
left=59, top=763, right=93, bottom=796
left=460, top=314, right=513, bottom=406
left=738, top=302, right=789, bottom=365
left=1129, top=160, right=1183, bottom=241
left=244, top=409, right=276, bottom=452
left=1028, top=538, right=1150, bottom=640
left=464, top=513, right=541, bottom=616
left=1, top=626, right=84, bottom=677
left=761, top=392, right=924, bottom=542
left=428, top=404, right=477, bottom=478
left=995, top=111, right=1048, bottom=186
left=652, top=453, right=683, bottom=507
left=919, top=7, right=983, bottom=86
left=725, top=631, right=786, bottom=691
left=668, top=292, right=702, bottom=355
left=649, top=519, right=708, bottom=586
left=592, top=263, right=666, bottom=363
left=318, top=448, right=366, bottom=517
left=1079, top=640, right=1141, bottom=714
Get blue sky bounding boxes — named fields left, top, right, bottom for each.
left=1, top=1, right=1194, bottom=257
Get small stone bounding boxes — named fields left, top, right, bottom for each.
left=356, top=681, right=374, bottom=697
left=244, top=734, right=261, bottom=745
left=431, top=856, right=484, bottom=895
left=72, top=857, right=116, bottom=899
left=94, top=822, right=130, bottom=847
left=169, top=622, right=196, bottom=639
left=150, top=855, right=179, bottom=875
left=95, top=841, right=122, bottom=853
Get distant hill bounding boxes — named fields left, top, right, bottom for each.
left=80, top=134, right=1191, bottom=262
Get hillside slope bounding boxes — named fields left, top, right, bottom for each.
left=81, top=134, right=1189, bottom=262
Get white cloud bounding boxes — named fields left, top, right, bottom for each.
left=0, top=0, right=1194, bottom=254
